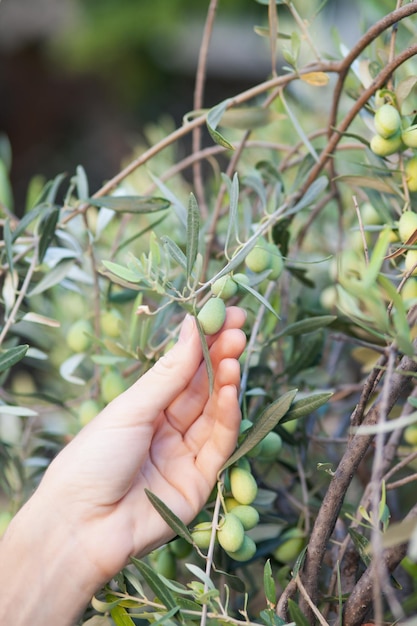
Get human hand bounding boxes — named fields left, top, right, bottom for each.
left=38, top=306, right=246, bottom=586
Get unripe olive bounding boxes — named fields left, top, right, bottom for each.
left=230, top=505, right=260, bottom=530
left=66, top=319, right=93, bottom=353
left=191, top=521, right=213, bottom=549
left=402, top=124, right=417, bottom=148
left=273, top=529, right=305, bottom=564
left=101, top=308, right=123, bottom=338
left=170, top=537, right=192, bottom=558
left=217, top=513, right=245, bottom=552
left=245, top=239, right=272, bottom=273
left=404, top=424, right=417, bottom=446
left=211, top=274, right=238, bottom=300
left=370, top=132, right=404, bottom=157
left=361, top=202, right=382, bottom=226
left=224, top=496, right=240, bottom=512
left=232, top=272, right=250, bottom=291
left=258, top=431, right=283, bottom=461
left=401, top=278, right=417, bottom=304
left=266, top=244, right=284, bottom=280
left=374, top=103, right=401, bottom=138
left=79, top=399, right=101, bottom=427
left=197, top=297, right=227, bottom=335
left=101, top=370, right=126, bottom=403
left=398, top=211, right=417, bottom=242
left=405, top=156, right=417, bottom=192
left=225, top=534, right=257, bottom=562
left=405, top=249, right=417, bottom=276
left=230, top=466, right=258, bottom=505
left=155, top=548, right=176, bottom=579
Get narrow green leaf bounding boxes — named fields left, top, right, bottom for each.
left=28, top=260, right=75, bottom=296
left=161, top=236, right=187, bottom=271
left=185, top=564, right=215, bottom=590
left=223, top=172, right=240, bottom=254
left=0, top=345, right=29, bottom=375
left=87, top=195, right=170, bottom=213
left=212, top=569, right=246, bottom=593
left=37, top=206, right=60, bottom=263
left=4, top=218, right=14, bottom=277
left=363, top=226, right=392, bottom=289
left=45, top=172, right=66, bottom=204
left=288, top=598, right=310, bottom=626
left=186, top=193, right=199, bottom=279
left=75, top=164, right=89, bottom=200
left=207, top=99, right=235, bottom=150
left=269, top=315, right=337, bottom=342
left=145, top=489, right=194, bottom=544
left=0, top=405, right=38, bottom=417
left=291, top=176, right=328, bottom=213
left=236, top=281, right=280, bottom=320
left=195, top=317, right=214, bottom=395
left=280, top=392, right=333, bottom=424
left=130, top=557, right=178, bottom=611
left=222, top=389, right=298, bottom=469
left=263, top=559, right=276, bottom=606
left=110, top=604, right=136, bottom=626
left=11, top=204, right=45, bottom=242
left=280, top=91, right=318, bottom=162
left=101, top=260, right=143, bottom=284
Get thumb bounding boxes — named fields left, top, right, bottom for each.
left=104, top=315, right=203, bottom=427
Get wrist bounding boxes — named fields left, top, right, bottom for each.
left=0, top=488, right=100, bottom=626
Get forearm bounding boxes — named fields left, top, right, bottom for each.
left=0, top=490, right=100, bottom=626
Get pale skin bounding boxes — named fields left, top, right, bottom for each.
left=0, top=307, right=246, bottom=625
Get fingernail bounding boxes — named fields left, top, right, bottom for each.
left=179, top=314, right=194, bottom=342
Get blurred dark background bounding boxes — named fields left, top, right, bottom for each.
left=0, top=0, right=268, bottom=209
left=0, top=0, right=370, bottom=210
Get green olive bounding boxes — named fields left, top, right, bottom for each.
left=101, top=370, right=126, bottom=403
left=230, top=466, right=258, bottom=505
left=405, top=156, right=417, bottom=192
left=229, top=505, right=260, bottom=530
left=211, top=275, right=238, bottom=300
left=245, top=239, right=272, bottom=273
left=370, top=132, right=404, bottom=157
left=258, top=431, right=283, bottom=461
left=191, top=522, right=214, bottom=549
left=217, top=513, right=245, bottom=552
left=374, top=103, right=401, bottom=138
left=155, top=548, right=176, bottom=579
left=225, top=534, right=257, bottom=562
left=402, top=124, right=417, bottom=148
left=398, top=211, right=417, bottom=242
left=79, top=399, right=101, bottom=427
left=66, top=319, right=93, bottom=353
left=197, top=297, right=227, bottom=335
left=405, top=250, right=417, bottom=276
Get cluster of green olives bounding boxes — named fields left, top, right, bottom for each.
left=370, top=102, right=417, bottom=191
left=196, top=237, right=284, bottom=336
left=191, top=466, right=259, bottom=562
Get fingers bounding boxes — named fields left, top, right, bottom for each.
left=97, top=307, right=246, bottom=431
left=164, top=327, right=246, bottom=432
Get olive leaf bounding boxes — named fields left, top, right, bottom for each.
left=186, top=193, right=199, bottom=279
left=144, top=489, right=194, bottom=544
left=161, top=236, right=187, bottom=272
left=86, top=195, right=170, bottom=213
left=263, top=559, right=277, bottom=606
left=279, top=391, right=333, bottom=424
left=222, top=388, right=298, bottom=469
left=206, top=99, right=235, bottom=150
left=130, top=557, right=178, bottom=612
left=0, top=344, right=29, bottom=375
